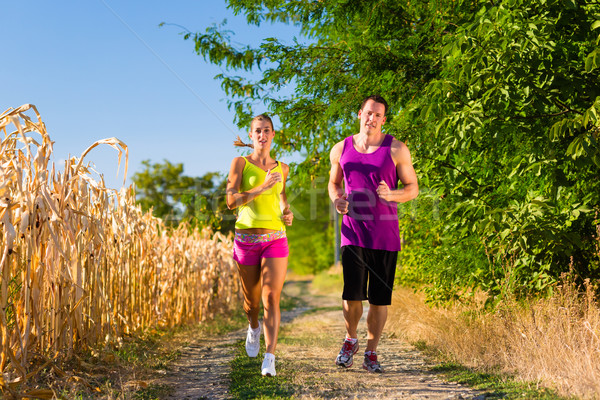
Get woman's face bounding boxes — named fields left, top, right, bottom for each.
left=249, top=119, right=274, bottom=150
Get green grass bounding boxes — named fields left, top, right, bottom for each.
left=27, top=310, right=250, bottom=399
left=311, top=270, right=343, bottom=293
left=412, top=341, right=574, bottom=399
left=125, top=296, right=303, bottom=399
left=132, top=383, right=174, bottom=399
left=227, top=292, right=305, bottom=399
left=196, top=308, right=249, bottom=336
left=280, top=290, right=305, bottom=312
left=125, top=311, right=249, bottom=398
left=229, top=341, right=296, bottom=400
left=430, top=362, right=575, bottom=400
left=113, top=329, right=182, bottom=369
left=298, top=305, right=342, bottom=317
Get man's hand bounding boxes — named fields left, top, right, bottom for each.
left=376, top=180, right=392, bottom=202
left=334, top=193, right=349, bottom=214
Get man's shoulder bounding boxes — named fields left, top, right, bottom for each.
left=388, top=137, right=413, bottom=163
left=330, top=138, right=348, bottom=158
left=389, top=136, right=408, bottom=151
left=336, top=135, right=353, bottom=145
left=387, top=134, right=403, bottom=145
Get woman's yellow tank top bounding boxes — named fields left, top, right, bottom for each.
left=235, top=157, right=285, bottom=231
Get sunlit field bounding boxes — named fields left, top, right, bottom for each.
left=0, top=105, right=241, bottom=393
left=388, top=277, right=600, bottom=399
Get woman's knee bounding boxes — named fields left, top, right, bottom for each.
left=262, top=290, right=280, bottom=308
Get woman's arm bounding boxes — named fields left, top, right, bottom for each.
left=280, top=162, right=293, bottom=226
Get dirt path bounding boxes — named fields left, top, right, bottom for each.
left=160, top=279, right=483, bottom=400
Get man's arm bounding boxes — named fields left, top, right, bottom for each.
left=328, top=141, right=349, bottom=214
left=376, top=139, right=419, bottom=203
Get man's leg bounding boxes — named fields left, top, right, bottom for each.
left=335, top=299, right=362, bottom=367
left=341, top=245, right=367, bottom=338
left=365, top=304, right=387, bottom=352
left=336, top=245, right=367, bottom=367
left=343, top=300, right=363, bottom=339
left=361, top=248, right=396, bottom=373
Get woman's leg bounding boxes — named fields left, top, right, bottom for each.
left=235, top=261, right=262, bottom=328
left=260, top=257, right=288, bottom=354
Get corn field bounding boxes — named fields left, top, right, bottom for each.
left=0, top=104, right=241, bottom=389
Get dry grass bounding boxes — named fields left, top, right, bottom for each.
left=0, top=104, right=241, bottom=397
left=387, top=279, right=600, bottom=399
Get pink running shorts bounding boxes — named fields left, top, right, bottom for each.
left=233, top=236, right=289, bottom=265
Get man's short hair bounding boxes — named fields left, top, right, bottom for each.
left=360, top=95, right=388, bottom=115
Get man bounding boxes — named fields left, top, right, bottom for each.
left=328, top=94, right=419, bottom=373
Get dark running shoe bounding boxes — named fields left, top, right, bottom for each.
left=362, top=352, right=383, bottom=373
left=335, top=338, right=359, bottom=368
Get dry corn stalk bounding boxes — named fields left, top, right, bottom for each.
left=0, top=104, right=241, bottom=387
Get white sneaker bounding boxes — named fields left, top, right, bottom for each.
left=261, top=353, right=276, bottom=376
left=245, top=321, right=261, bottom=357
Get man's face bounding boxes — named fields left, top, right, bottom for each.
left=358, top=99, right=386, bottom=134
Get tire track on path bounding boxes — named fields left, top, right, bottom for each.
left=161, top=278, right=483, bottom=400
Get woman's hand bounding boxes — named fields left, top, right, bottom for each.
left=263, top=169, right=282, bottom=190
left=282, top=208, right=294, bottom=226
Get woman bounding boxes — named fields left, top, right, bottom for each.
left=226, top=113, right=293, bottom=377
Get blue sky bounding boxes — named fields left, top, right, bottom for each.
left=2, top=1, right=301, bottom=189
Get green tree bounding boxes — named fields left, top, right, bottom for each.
left=132, top=159, right=234, bottom=231
left=411, top=0, right=600, bottom=301
left=285, top=177, right=334, bottom=275
left=180, top=0, right=600, bottom=301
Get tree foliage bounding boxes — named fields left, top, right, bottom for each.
left=132, top=159, right=234, bottom=231
left=285, top=177, right=334, bottom=275
left=185, top=0, right=600, bottom=301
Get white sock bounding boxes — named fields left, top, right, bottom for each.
left=346, top=337, right=358, bottom=344
left=264, top=352, right=275, bottom=361
left=250, top=323, right=260, bottom=333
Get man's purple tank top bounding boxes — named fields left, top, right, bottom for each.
left=340, top=134, right=401, bottom=251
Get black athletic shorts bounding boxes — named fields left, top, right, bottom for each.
left=341, top=245, right=398, bottom=306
